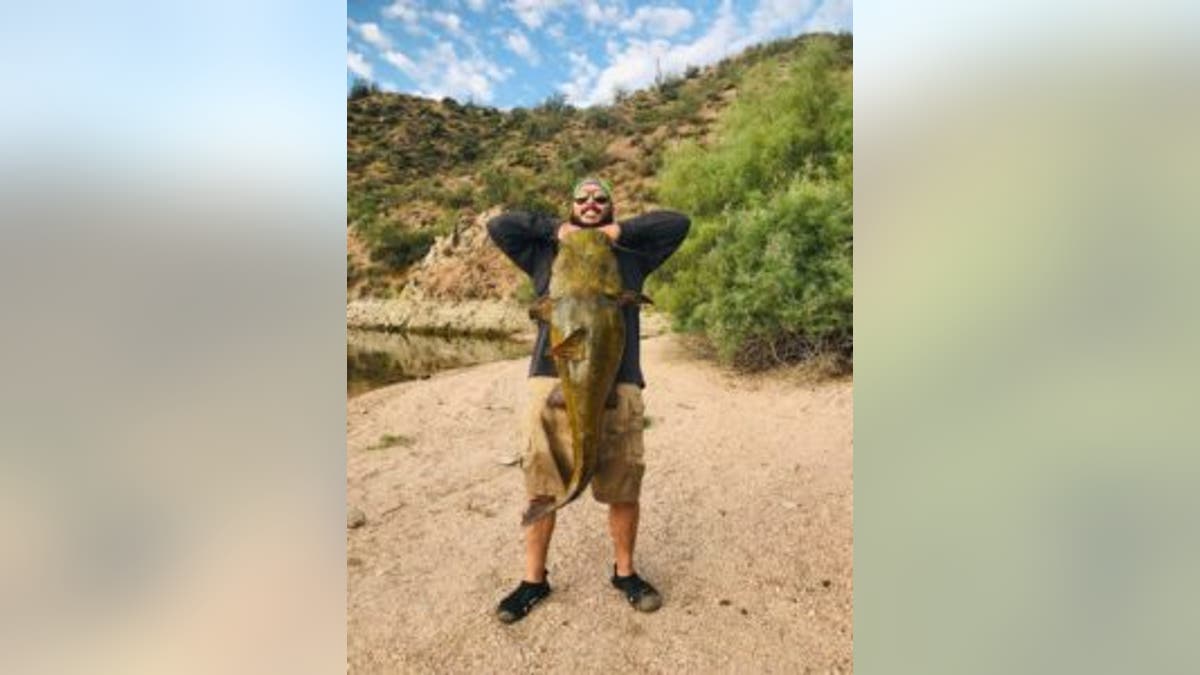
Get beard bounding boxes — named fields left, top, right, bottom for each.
left=569, top=208, right=614, bottom=227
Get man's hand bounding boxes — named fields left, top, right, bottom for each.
left=557, top=222, right=581, bottom=240
left=558, top=222, right=621, bottom=242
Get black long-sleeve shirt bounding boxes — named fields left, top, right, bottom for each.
left=487, top=210, right=690, bottom=387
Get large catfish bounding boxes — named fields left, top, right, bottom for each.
left=521, top=229, right=648, bottom=526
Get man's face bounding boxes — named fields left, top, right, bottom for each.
left=570, top=182, right=614, bottom=227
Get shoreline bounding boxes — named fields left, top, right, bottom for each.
left=346, top=297, right=532, bottom=338
left=347, top=297, right=674, bottom=340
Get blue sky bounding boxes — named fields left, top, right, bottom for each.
left=347, top=0, right=851, bottom=109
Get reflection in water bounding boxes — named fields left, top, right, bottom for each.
left=347, top=330, right=531, bottom=398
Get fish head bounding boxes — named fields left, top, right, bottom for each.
left=553, top=230, right=622, bottom=295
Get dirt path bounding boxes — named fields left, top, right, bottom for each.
left=347, top=334, right=853, bottom=674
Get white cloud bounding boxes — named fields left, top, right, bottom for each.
left=803, top=0, right=852, bottom=32
left=347, top=51, right=373, bottom=79
left=750, top=0, right=817, bottom=38
left=505, top=31, right=540, bottom=64
left=383, top=50, right=419, bottom=79
left=508, top=0, right=565, bottom=29
left=381, top=41, right=509, bottom=103
left=560, top=51, right=600, bottom=105
left=546, top=23, right=566, bottom=44
left=382, top=0, right=419, bottom=25
left=466, top=0, right=488, bottom=11
left=582, top=1, right=621, bottom=26
left=618, top=6, right=695, bottom=37
left=353, top=21, right=393, bottom=51
left=431, top=11, right=466, bottom=36
left=562, top=0, right=746, bottom=106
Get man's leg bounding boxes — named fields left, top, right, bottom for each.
left=596, top=385, right=661, bottom=612
left=524, top=501, right=556, bottom=582
left=497, top=502, right=556, bottom=624
left=497, top=378, right=567, bottom=624
left=608, top=500, right=662, bottom=612
left=609, top=501, right=639, bottom=577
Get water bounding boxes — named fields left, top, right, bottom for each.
left=347, top=329, right=531, bottom=398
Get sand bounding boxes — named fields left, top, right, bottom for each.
left=347, top=333, right=853, bottom=674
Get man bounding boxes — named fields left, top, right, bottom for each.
left=486, top=177, right=689, bottom=624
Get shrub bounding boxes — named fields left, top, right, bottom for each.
left=348, top=78, right=379, bottom=101
left=460, top=136, right=481, bottom=161
left=535, top=92, right=572, bottom=116
left=563, top=138, right=609, bottom=176
left=480, top=166, right=523, bottom=207
left=367, top=227, right=436, bottom=270
left=582, top=106, right=619, bottom=130
left=652, top=36, right=853, bottom=370
left=445, top=183, right=476, bottom=209
left=480, top=165, right=557, bottom=213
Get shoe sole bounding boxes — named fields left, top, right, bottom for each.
left=634, top=593, right=663, bottom=612
left=495, top=593, right=547, bottom=624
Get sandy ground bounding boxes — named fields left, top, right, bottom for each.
left=347, top=333, right=853, bottom=674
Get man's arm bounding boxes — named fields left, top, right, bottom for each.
left=487, top=211, right=558, bottom=276
left=615, top=210, right=691, bottom=275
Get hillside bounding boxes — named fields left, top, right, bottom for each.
left=346, top=32, right=853, bottom=302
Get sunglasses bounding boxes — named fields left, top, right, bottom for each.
left=573, top=193, right=610, bottom=205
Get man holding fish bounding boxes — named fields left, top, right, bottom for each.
left=487, top=177, right=689, bottom=624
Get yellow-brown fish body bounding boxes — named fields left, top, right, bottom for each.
left=521, top=229, right=628, bottom=526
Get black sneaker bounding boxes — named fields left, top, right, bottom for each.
left=611, top=566, right=662, bottom=613
left=496, top=574, right=551, bottom=624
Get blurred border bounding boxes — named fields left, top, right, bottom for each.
left=857, top=1, right=1200, bottom=673
left=0, top=3, right=346, bottom=673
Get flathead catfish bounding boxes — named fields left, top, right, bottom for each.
left=522, top=229, right=649, bottom=526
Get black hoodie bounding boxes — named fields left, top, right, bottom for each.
left=487, top=210, right=690, bottom=387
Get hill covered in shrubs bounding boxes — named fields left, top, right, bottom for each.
left=348, top=33, right=852, bottom=371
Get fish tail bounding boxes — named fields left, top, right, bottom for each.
left=520, top=499, right=562, bottom=527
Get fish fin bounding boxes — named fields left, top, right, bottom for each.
left=528, top=297, right=553, bottom=323
left=550, top=328, right=586, bottom=361
left=618, top=290, right=654, bottom=306
left=547, top=384, right=566, bottom=409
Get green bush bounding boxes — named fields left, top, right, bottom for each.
left=445, top=183, right=476, bottom=209
left=348, top=78, right=379, bottom=101
left=481, top=166, right=523, bottom=207
left=652, top=36, right=852, bottom=370
left=563, top=138, right=609, bottom=176
left=582, top=106, right=620, bottom=131
left=367, top=227, right=436, bottom=270
left=481, top=165, right=558, bottom=213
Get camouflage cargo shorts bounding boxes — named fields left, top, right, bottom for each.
left=521, top=376, right=646, bottom=504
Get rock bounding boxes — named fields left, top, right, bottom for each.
left=347, top=506, right=367, bottom=529
left=497, top=454, right=521, bottom=466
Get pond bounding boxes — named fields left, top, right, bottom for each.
left=347, top=329, right=532, bottom=398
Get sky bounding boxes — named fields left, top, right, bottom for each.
left=347, top=0, right=851, bottom=109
